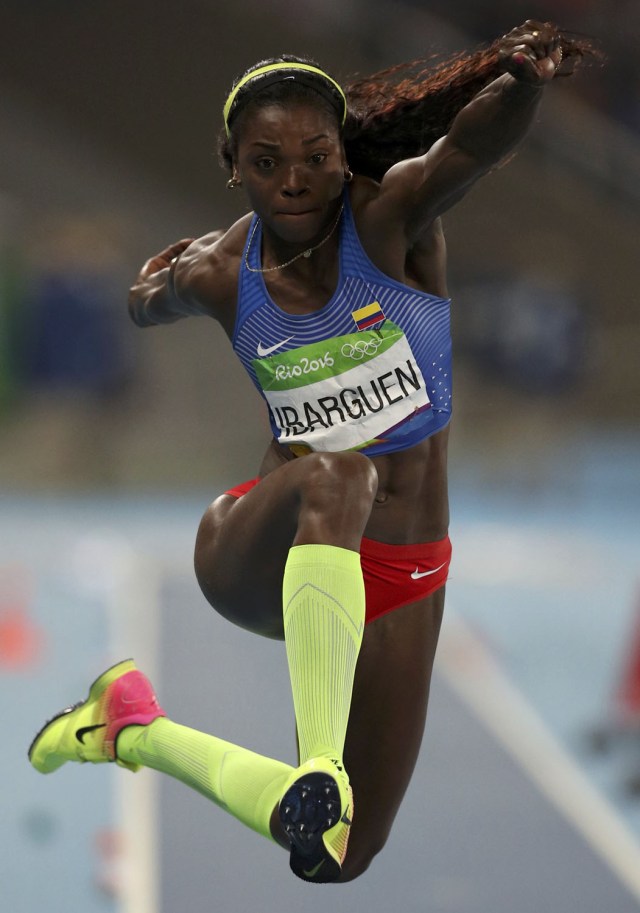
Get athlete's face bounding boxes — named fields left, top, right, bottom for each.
left=233, top=101, right=346, bottom=244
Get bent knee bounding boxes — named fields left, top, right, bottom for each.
left=300, top=451, right=378, bottom=509
left=296, top=452, right=378, bottom=542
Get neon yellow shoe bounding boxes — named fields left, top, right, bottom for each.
left=279, top=756, right=354, bottom=883
left=28, top=659, right=165, bottom=774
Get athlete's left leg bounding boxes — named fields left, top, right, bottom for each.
left=337, top=587, right=446, bottom=881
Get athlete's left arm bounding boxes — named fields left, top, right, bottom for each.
left=377, top=21, right=563, bottom=242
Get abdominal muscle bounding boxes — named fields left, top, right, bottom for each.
left=366, top=427, right=450, bottom=544
left=260, top=425, right=450, bottom=546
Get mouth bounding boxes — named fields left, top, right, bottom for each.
left=276, top=207, right=319, bottom=216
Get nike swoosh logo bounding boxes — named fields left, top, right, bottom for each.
left=256, top=335, right=295, bottom=357
left=411, top=561, right=446, bottom=580
left=76, top=723, right=106, bottom=744
left=302, top=860, right=325, bottom=879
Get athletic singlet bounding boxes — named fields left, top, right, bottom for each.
left=232, top=189, right=452, bottom=458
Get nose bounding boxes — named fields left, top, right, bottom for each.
left=281, top=165, right=309, bottom=197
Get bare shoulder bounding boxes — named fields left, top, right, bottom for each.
left=351, top=150, right=444, bottom=239
left=365, top=139, right=447, bottom=211
left=174, top=214, right=253, bottom=333
left=178, top=215, right=251, bottom=285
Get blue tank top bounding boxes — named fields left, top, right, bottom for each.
left=232, top=190, right=452, bottom=457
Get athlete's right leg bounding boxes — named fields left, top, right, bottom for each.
left=192, top=451, right=378, bottom=880
left=29, top=452, right=378, bottom=882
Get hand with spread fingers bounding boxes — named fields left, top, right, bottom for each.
left=499, top=20, right=565, bottom=86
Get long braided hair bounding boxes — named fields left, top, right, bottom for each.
left=219, top=28, right=600, bottom=182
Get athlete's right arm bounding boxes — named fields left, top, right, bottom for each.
left=128, top=231, right=225, bottom=327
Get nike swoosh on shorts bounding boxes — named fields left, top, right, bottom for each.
left=411, top=561, right=447, bottom=580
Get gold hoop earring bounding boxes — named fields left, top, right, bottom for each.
left=226, top=177, right=241, bottom=190
left=344, top=169, right=353, bottom=183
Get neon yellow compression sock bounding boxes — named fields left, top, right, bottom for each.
left=116, top=544, right=364, bottom=851
left=117, top=719, right=292, bottom=841
left=282, top=543, right=365, bottom=764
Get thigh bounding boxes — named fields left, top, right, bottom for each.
left=194, top=452, right=377, bottom=638
left=342, top=587, right=446, bottom=877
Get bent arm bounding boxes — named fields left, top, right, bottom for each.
left=379, top=21, right=563, bottom=239
left=128, top=239, right=196, bottom=327
left=128, top=231, right=225, bottom=327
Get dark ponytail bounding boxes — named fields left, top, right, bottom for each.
left=343, top=31, right=601, bottom=181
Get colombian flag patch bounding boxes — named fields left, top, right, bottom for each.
left=351, top=301, right=385, bottom=331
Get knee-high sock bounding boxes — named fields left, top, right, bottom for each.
left=117, top=719, right=292, bottom=841
left=282, top=544, right=365, bottom=765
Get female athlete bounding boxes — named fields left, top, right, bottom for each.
left=29, top=21, right=595, bottom=884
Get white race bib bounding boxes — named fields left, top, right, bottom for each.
left=252, top=322, right=431, bottom=452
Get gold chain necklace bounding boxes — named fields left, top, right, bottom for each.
left=244, top=204, right=343, bottom=274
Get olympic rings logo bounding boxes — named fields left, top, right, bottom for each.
left=341, top=338, right=383, bottom=360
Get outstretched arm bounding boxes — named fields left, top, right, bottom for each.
left=379, top=21, right=564, bottom=239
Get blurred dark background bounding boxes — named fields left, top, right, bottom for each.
left=1, top=0, right=638, bottom=492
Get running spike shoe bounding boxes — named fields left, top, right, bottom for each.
left=28, top=659, right=165, bottom=774
left=279, top=756, right=354, bottom=883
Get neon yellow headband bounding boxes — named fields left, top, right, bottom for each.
left=223, top=62, right=347, bottom=136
